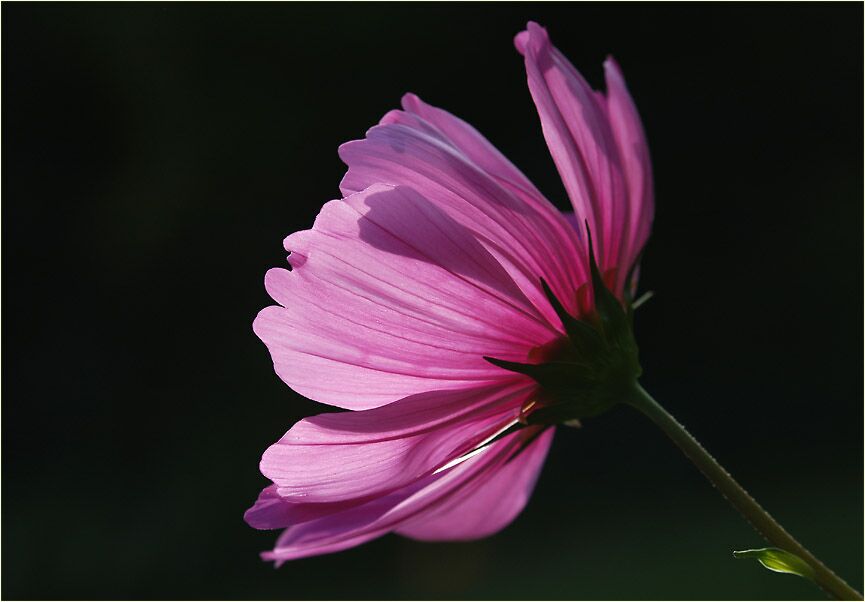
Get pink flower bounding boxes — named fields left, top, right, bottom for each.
left=245, top=21, right=653, bottom=563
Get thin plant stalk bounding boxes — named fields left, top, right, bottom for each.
left=627, top=382, right=862, bottom=601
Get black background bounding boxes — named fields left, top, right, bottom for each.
left=3, top=3, right=862, bottom=599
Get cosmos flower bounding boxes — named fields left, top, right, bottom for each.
left=245, top=21, right=653, bottom=563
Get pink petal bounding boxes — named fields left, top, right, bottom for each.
left=516, top=22, right=649, bottom=294
left=339, top=96, right=590, bottom=323
left=603, top=57, right=654, bottom=283
left=245, top=485, right=358, bottom=530
left=394, top=93, right=550, bottom=213
left=561, top=210, right=581, bottom=234
left=245, top=485, right=295, bottom=529
left=260, top=430, right=540, bottom=563
left=396, top=427, right=553, bottom=541
left=260, top=382, right=534, bottom=502
left=254, top=184, right=557, bottom=410
left=261, top=488, right=414, bottom=564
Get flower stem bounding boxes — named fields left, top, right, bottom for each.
left=626, top=382, right=862, bottom=601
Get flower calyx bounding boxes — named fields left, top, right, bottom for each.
left=485, top=226, right=643, bottom=427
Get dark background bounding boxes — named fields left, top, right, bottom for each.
left=3, top=2, right=862, bottom=599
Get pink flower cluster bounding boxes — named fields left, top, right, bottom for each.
left=246, top=21, right=654, bottom=563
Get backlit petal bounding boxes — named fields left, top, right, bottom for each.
left=261, top=431, right=532, bottom=563
left=396, top=428, right=553, bottom=540
left=340, top=97, right=590, bottom=322
left=260, top=382, right=534, bottom=502
left=603, top=57, right=654, bottom=285
left=254, top=184, right=557, bottom=409
left=516, top=22, right=650, bottom=293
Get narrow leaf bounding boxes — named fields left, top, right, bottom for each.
left=733, top=547, right=816, bottom=581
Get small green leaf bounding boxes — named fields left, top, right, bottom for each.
left=733, top=547, right=816, bottom=581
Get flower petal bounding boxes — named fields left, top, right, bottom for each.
left=603, top=57, right=654, bottom=283
left=245, top=485, right=295, bottom=529
left=254, top=183, right=557, bottom=409
left=516, top=22, right=651, bottom=293
left=260, top=431, right=536, bottom=563
left=244, top=485, right=357, bottom=530
left=393, top=93, right=550, bottom=214
left=395, top=427, right=553, bottom=541
left=339, top=96, right=590, bottom=323
left=260, top=382, right=534, bottom=503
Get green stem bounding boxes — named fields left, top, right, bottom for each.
left=626, top=382, right=861, bottom=601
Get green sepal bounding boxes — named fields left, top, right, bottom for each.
left=483, top=222, right=643, bottom=426
left=539, top=278, right=604, bottom=357
left=733, top=547, right=817, bottom=581
left=584, top=223, right=635, bottom=356
left=483, top=356, right=597, bottom=385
